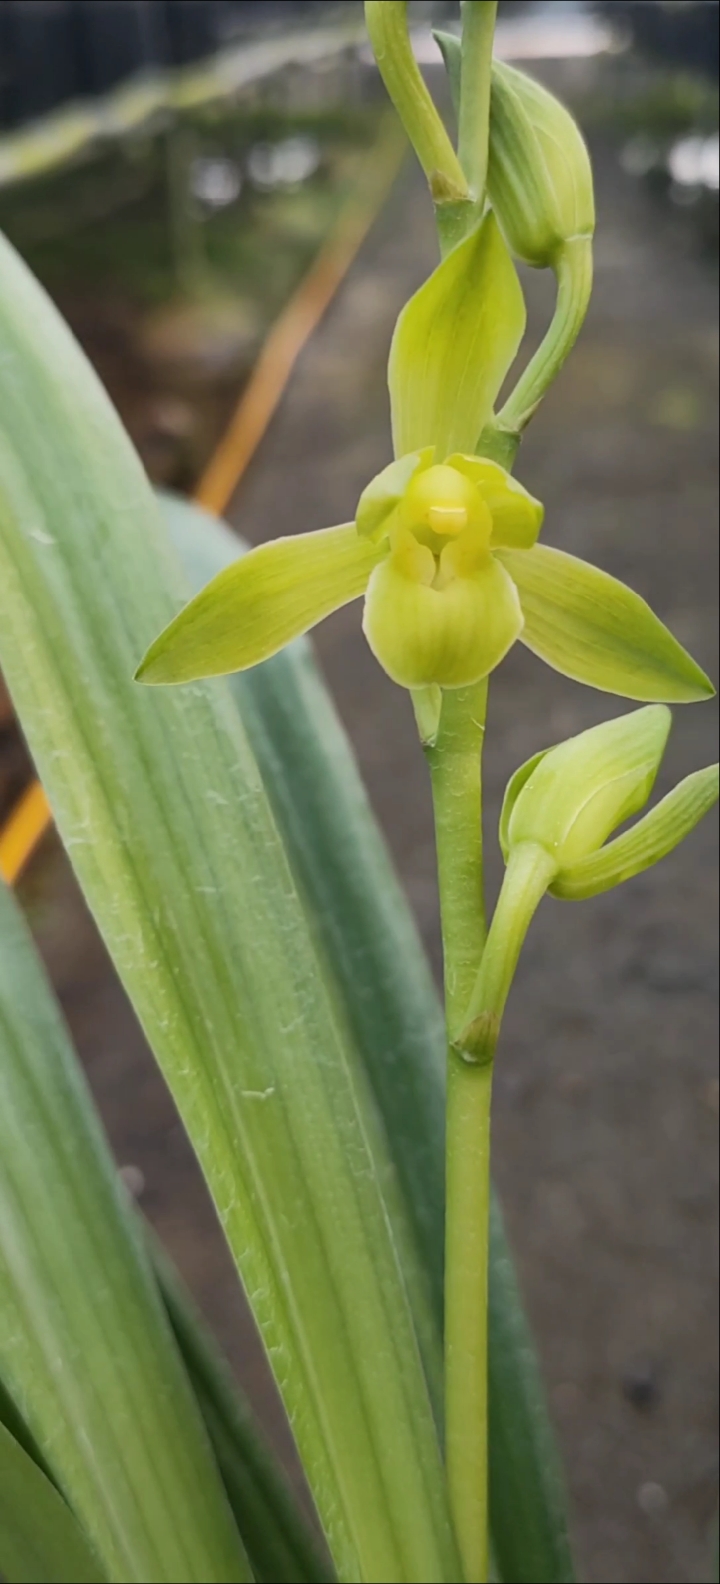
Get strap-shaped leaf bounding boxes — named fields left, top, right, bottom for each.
left=0, top=839, right=329, bottom=1582
left=433, top=30, right=462, bottom=119
left=165, top=495, right=575, bottom=1584
left=152, top=1239, right=334, bottom=1584
left=552, top=764, right=719, bottom=900
left=497, top=543, right=714, bottom=702
left=389, top=210, right=526, bottom=459
left=0, top=233, right=456, bottom=1584
left=0, top=1378, right=52, bottom=1485
left=487, top=1201, right=575, bottom=1584
left=0, top=1418, right=106, bottom=1584
left=0, top=882, right=250, bottom=1584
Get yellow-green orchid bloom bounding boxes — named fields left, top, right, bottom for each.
left=138, top=213, right=712, bottom=707
left=356, top=448, right=539, bottom=689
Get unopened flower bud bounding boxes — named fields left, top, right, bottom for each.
left=488, top=60, right=595, bottom=270
left=500, top=707, right=671, bottom=871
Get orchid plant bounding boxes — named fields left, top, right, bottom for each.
left=0, top=6, right=717, bottom=1584
left=138, top=7, right=717, bottom=1580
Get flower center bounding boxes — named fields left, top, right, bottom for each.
left=400, top=464, right=477, bottom=537
left=397, top=462, right=493, bottom=580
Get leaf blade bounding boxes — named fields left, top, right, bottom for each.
left=152, top=1237, right=335, bottom=1584
left=0, top=881, right=251, bottom=1584
left=0, top=231, right=456, bottom=1584
left=0, top=1418, right=106, bottom=1584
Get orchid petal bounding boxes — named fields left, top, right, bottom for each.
left=389, top=212, right=526, bottom=460
left=138, top=525, right=383, bottom=684
left=447, top=454, right=544, bottom=548
left=552, top=764, right=719, bottom=899
left=506, top=706, right=671, bottom=869
left=496, top=544, right=715, bottom=702
left=363, top=545, right=523, bottom=690
left=356, top=449, right=435, bottom=541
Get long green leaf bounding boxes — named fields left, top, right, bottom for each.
left=0, top=234, right=456, bottom=1584
left=0, top=848, right=332, bottom=1582
left=164, top=495, right=446, bottom=1324
left=0, top=882, right=250, bottom=1584
left=165, top=495, right=576, bottom=1584
left=152, top=1239, right=334, bottom=1584
left=487, top=1202, right=575, bottom=1584
left=0, top=1418, right=106, bottom=1584
left=0, top=1377, right=52, bottom=1485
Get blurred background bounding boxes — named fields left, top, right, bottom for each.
left=1, top=4, right=718, bottom=1581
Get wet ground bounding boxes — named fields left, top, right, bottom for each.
left=4, top=51, right=719, bottom=1584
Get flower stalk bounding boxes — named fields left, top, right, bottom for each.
left=457, top=3, right=498, bottom=214
left=426, top=680, right=490, bottom=1584
left=364, top=2, right=471, bottom=210
left=480, top=238, right=594, bottom=464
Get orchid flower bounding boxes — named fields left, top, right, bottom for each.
left=138, top=210, right=710, bottom=712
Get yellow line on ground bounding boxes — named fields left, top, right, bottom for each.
left=0, top=117, right=405, bottom=887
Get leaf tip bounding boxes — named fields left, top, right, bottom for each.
left=676, top=668, right=716, bottom=704
left=668, top=646, right=716, bottom=703
left=133, top=637, right=177, bottom=687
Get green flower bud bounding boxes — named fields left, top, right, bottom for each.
left=551, top=763, right=719, bottom=901
left=500, top=707, right=671, bottom=871
left=488, top=60, right=595, bottom=270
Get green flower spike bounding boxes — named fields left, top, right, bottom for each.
left=138, top=214, right=713, bottom=707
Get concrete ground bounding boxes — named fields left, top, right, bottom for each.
left=16, top=63, right=718, bottom=1584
